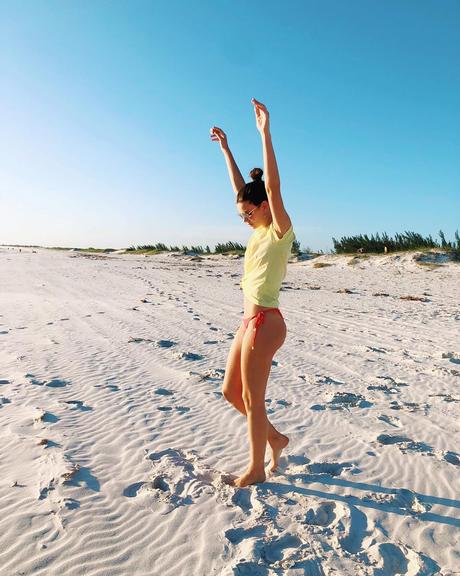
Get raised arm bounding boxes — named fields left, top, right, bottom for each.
left=252, top=98, right=291, bottom=238
left=210, top=126, right=245, bottom=195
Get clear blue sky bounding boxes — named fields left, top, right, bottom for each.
left=1, top=0, right=459, bottom=251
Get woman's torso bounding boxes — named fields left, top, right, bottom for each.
left=243, top=298, right=276, bottom=317
left=241, top=221, right=295, bottom=316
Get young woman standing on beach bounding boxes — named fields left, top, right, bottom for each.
left=210, top=98, right=295, bottom=487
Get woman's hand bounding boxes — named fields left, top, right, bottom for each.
left=252, top=98, right=270, bottom=134
left=210, top=126, right=229, bottom=151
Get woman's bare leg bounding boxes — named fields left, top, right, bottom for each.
left=226, top=393, right=288, bottom=472
left=233, top=314, right=289, bottom=487
left=222, top=325, right=288, bottom=471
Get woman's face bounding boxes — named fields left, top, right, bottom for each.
left=237, top=200, right=270, bottom=228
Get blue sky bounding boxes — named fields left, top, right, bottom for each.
left=1, top=0, right=459, bottom=251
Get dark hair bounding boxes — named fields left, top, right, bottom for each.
left=236, top=167, right=268, bottom=205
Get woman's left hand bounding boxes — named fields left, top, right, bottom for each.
left=252, top=98, right=270, bottom=134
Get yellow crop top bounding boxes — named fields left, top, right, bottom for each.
left=240, top=221, right=296, bottom=307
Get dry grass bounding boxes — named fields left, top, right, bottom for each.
left=347, top=255, right=369, bottom=265
left=400, top=295, right=430, bottom=302
left=313, top=262, right=333, bottom=268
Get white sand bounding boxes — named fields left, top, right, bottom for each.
left=0, top=246, right=459, bottom=575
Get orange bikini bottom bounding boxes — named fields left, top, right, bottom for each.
left=241, top=308, right=284, bottom=350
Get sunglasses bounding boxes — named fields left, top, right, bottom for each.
left=238, top=206, right=258, bottom=221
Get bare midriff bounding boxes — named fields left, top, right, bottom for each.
left=243, top=297, right=279, bottom=318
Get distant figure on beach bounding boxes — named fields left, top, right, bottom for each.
left=210, top=98, right=295, bottom=487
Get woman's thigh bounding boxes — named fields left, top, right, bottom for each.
left=222, top=323, right=246, bottom=399
left=240, top=314, right=287, bottom=406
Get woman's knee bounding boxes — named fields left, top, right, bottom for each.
left=242, top=390, right=266, bottom=412
left=222, top=386, right=238, bottom=404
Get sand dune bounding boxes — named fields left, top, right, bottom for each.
left=0, top=246, right=459, bottom=575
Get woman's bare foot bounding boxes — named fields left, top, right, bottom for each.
left=268, top=434, right=289, bottom=472
left=232, top=468, right=266, bottom=488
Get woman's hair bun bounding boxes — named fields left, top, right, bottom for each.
left=249, top=167, right=263, bottom=181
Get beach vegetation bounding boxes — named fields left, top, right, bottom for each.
left=332, top=229, right=460, bottom=258
left=127, top=243, right=169, bottom=252
left=214, top=241, right=246, bottom=255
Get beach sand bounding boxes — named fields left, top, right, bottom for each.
left=0, top=246, right=459, bottom=575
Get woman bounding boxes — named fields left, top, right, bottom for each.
left=210, top=98, right=295, bottom=488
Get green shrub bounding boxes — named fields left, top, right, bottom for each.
left=215, top=241, right=246, bottom=254
left=332, top=229, right=460, bottom=254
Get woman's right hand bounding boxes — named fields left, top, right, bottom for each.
left=210, top=126, right=228, bottom=150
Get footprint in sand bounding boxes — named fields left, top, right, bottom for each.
left=27, top=375, right=70, bottom=388
left=61, top=465, right=100, bottom=491
left=276, top=399, right=290, bottom=407
left=368, top=383, right=399, bottom=394
left=443, top=451, right=460, bottom=466
left=429, top=393, right=460, bottom=403
left=366, top=346, right=388, bottom=354
left=123, top=481, right=148, bottom=497
left=377, top=414, right=402, bottom=427
left=34, top=410, right=59, bottom=424
left=316, top=374, right=346, bottom=386
left=442, top=351, right=460, bottom=365
left=224, top=525, right=266, bottom=545
left=177, top=352, right=203, bottom=361
left=63, top=400, right=92, bottom=412
left=38, top=439, right=60, bottom=448
left=311, top=392, right=372, bottom=411
left=156, top=340, right=177, bottom=348
left=285, top=457, right=354, bottom=477
left=46, top=379, right=70, bottom=388
left=0, top=397, right=12, bottom=408
left=305, top=501, right=341, bottom=526
left=189, top=369, right=225, bottom=382
left=363, top=488, right=432, bottom=515
left=305, top=461, right=355, bottom=477
left=123, top=448, right=219, bottom=514
left=388, top=400, right=429, bottom=414
left=260, top=533, right=304, bottom=566
left=366, top=542, right=440, bottom=575
left=376, top=434, right=433, bottom=455
left=129, top=337, right=155, bottom=344
left=106, top=384, right=119, bottom=392
left=376, top=375, right=409, bottom=388
left=154, top=388, right=174, bottom=396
